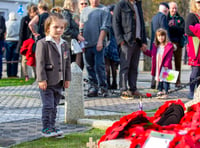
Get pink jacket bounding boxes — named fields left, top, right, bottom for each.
left=187, top=24, right=200, bottom=66
left=143, top=42, right=174, bottom=76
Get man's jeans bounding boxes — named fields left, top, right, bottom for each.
left=5, top=41, right=19, bottom=77
left=83, top=46, right=107, bottom=89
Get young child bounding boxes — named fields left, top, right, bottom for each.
left=143, top=28, right=174, bottom=98
left=35, top=13, right=71, bottom=137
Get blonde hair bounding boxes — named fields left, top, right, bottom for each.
left=190, top=0, right=200, bottom=13
left=63, top=0, right=79, bottom=13
left=38, top=1, right=49, bottom=11
left=154, top=28, right=169, bottom=46
left=44, top=13, right=67, bottom=36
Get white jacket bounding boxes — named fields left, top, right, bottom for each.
left=6, top=12, right=20, bottom=41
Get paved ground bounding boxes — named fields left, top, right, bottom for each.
left=0, top=61, right=193, bottom=147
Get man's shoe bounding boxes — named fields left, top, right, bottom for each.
left=52, top=128, right=63, bottom=136
left=120, top=90, right=133, bottom=100
left=87, top=87, right=98, bottom=97
left=132, top=90, right=144, bottom=97
left=41, top=128, right=57, bottom=137
left=87, top=91, right=98, bottom=97
left=98, top=87, right=108, bottom=97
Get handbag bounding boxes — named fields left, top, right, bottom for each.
left=71, top=39, right=82, bottom=54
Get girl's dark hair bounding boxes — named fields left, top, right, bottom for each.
left=44, top=13, right=67, bottom=36
left=154, top=28, right=169, bottom=46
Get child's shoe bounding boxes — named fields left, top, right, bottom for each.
left=41, top=128, right=57, bottom=137
left=157, top=91, right=164, bottom=96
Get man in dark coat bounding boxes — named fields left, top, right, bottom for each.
left=150, top=2, right=169, bottom=89
left=167, top=2, right=185, bottom=87
left=112, top=0, right=147, bottom=98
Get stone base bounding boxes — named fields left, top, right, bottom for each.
left=99, top=139, right=131, bottom=148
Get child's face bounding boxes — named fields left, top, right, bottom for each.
left=49, top=19, right=65, bottom=40
left=157, top=34, right=166, bottom=44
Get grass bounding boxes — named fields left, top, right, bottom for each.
left=0, top=78, right=35, bottom=87
left=11, top=128, right=105, bottom=148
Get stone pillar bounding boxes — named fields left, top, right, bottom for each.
left=65, top=62, right=84, bottom=123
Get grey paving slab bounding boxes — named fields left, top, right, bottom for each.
left=0, top=118, right=90, bottom=147
left=0, top=69, right=193, bottom=147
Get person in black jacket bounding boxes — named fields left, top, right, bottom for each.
left=112, top=0, right=147, bottom=99
left=17, top=3, right=38, bottom=81
left=62, top=0, right=85, bottom=63
left=0, top=15, right=6, bottom=79
left=167, top=2, right=185, bottom=88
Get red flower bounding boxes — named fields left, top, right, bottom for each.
left=146, top=93, right=152, bottom=97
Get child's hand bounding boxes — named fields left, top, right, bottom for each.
left=38, top=80, right=47, bottom=90
left=173, top=44, right=177, bottom=51
left=140, top=43, right=147, bottom=52
left=164, top=67, right=168, bottom=71
left=64, top=81, right=70, bottom=88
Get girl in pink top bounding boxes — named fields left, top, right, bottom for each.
left=143, top=28, right=174, bottom=98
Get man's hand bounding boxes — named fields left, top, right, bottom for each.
left=77, top=34, right=85, bottom=42
left=64, top=81, right=70, bottom=88
left=38, top=80, right=47, bottom=91
left=96, top=40, right=103, bottom=51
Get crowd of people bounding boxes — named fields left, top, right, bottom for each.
left=0, top=0, right=200, bottom=137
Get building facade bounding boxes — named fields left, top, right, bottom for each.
left=0, top=0, right=38, bottom=20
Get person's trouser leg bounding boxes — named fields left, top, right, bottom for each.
left=110, top=60, right=118, bottom=89
left=173, top=44, right=182, bottom=85
left=83, top=47, right=98, bottom=85
left=11, top=42, right=19, bottom=76
left=6, top=42, right=12, bottom=77
left=105, top=58, right=111, bottom=88
left=190, top=66, right=200, bottom=94
left=158, top=82, right=163, bottom=92
left=40, top=88, right=54, bottom=130
left=119, top=44, right=133, bottom=92
left=0, top=40, right=3, bottom=79
left=94, top=47, right=107, bottom=88
left=75, top=53, right=84, bottom=70
left=50, top=82, right=62, bottom=129
left=21, top=55, right=28, bottom=77
left=163, top=82, right=170, bottom=93
left=128, top=43, right=141, bottom=92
